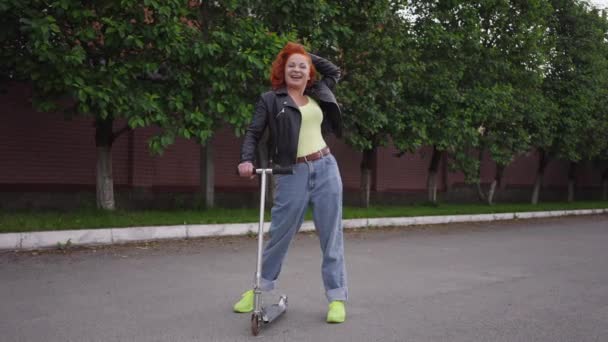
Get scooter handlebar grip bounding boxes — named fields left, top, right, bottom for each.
left=271, top=166, right=294, bottom=175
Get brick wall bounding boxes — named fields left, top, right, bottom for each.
left=376, top=145, right=441, bottom=192
left=1, top=83, right=96, bottom=187
left=1, top=83, right=605, bottom=208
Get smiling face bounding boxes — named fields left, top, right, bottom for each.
left=284, top=53, right=311, bottom=91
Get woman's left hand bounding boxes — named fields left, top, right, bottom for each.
left=238, top=161, right=255, bottom=179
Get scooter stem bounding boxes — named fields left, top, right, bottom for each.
left=254, top=170, right=268, bottom=312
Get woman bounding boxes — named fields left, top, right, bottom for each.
left=233, top=42, right=347, bottom=323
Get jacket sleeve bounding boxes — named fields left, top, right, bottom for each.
left=240, top=96, right=269, bottom=164
left=309, top=53, right=341, bottom=90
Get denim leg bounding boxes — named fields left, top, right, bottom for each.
left=259, top=163, right=310, bottom=291
left=310, top=155, right=348, bottom=302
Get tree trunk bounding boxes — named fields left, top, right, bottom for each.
left=487, top=180, right=497, bottom=205
left=197, top=2, right=217, bottom=209
left=532, top=149, right=548, bottom=205
left=487, top=165, right=504, bottom=206
left=602, top=168, right=608, bottom=201
left=427, top=146, right=442, bottom=204
left=360, top=147, right=375, bottom=208
left=476, top=148, right=486, bottom=202
left=95, top=118, right=115, bottom=210
left=96, top=146, right=114, bottom=210
left=567, top=161, right=577, bottom=203
left=531, top=179, right=541, bottom=205
left=360, top=169, right=371, bottom=208
left=200, top=143, right=214, bottom=208
left=476, top=183, right=487, bottom=202
left=127, top=130, right=135, bottom=186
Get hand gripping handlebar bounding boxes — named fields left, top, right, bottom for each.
left=255, top=167, right=294, bottom=175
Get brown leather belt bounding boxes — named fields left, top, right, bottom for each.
left=296, top=147, right=331, bottom=163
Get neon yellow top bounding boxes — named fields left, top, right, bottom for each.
left=297, top=96, right=327, bottom=158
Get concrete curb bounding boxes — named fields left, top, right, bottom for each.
left=1, top=209, right=607, bottom=251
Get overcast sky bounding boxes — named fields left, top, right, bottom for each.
left=588, top=0, right=608, bottom=8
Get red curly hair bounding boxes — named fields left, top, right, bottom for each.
left=270, top=42, right=316, bottom=90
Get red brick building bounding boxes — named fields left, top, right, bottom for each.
left=1, top=83, right=604, bottom=209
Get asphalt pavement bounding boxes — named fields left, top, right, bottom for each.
left=1, top=215, right=607, bottom=342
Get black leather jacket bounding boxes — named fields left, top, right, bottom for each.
left=239, top=54, right=342, bottom=167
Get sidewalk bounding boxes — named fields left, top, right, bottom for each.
left=1, top=208, right=607, bottom=251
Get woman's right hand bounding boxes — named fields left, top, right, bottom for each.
left=238, top=161, right=255, bottom=179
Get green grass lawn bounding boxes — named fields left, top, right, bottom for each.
left=0, top=201, right=606, bottom=234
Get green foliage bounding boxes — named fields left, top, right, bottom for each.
left=405, top=0, right=483, bottom=176
left=0, top=1, right=291, bottom=153
left=240, top=1, right=417, bottom=155
left=182, top=2, right=293, bottom=142
left=405, top=0, right=561, bottom=185
left=332, top=0, right=417, bottom=153
left=2, top=0, right=608, bottom=194
left=313, top=1, right=414, bottom=151
left=6, top=1, right=194, bottom=129
left=543, top=0, right=608, bottom=163
left=245, top=0, right=344, bottom=50
left=463, top=0, right=556, bottom=182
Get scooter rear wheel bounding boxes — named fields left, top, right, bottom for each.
left=251, top=313, right=261, bottom=336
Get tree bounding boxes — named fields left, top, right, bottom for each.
left=461, top=0, right=554, bottom=205
left=247, top=0, right=341, bottom=40
left=187, top=1, right=288, bottom=208
left=540, top=0, right=608, bottom=203
left=600, top=149, right=608, bottom=200
left=216, top=0, right=344, bottom=207
left=2, top=1, right=203, bottom=210
left=405, top=0, right=482, bottom=204
left=2, top=0, right=285, bottom=210
left=0, top=1, right=21, bottom=86
left=327, top=0, right=416, bottom=207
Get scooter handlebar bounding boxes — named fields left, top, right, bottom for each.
left=272, top=166, right=294, bottom=175
left=256, top=166, right=294, bottom=175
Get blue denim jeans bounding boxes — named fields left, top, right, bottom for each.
left=258, top=154, right=348, bottom=302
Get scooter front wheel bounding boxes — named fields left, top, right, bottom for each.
left=251, top=313, right=261, bottom=336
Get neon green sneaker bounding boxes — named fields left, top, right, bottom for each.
left=326, top=300, right=346, bottom=323
left=233, top=289, right=254, bottom=313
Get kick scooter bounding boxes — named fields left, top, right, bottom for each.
left=250, top=167, right=292, bottom=336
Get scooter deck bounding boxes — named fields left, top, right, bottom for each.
left=262, top=296, right=288, bottom=323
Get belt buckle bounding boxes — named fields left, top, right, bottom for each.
left=306, top=151, right=317, bottom=162
left=302, top=149, right=325, bottom=163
